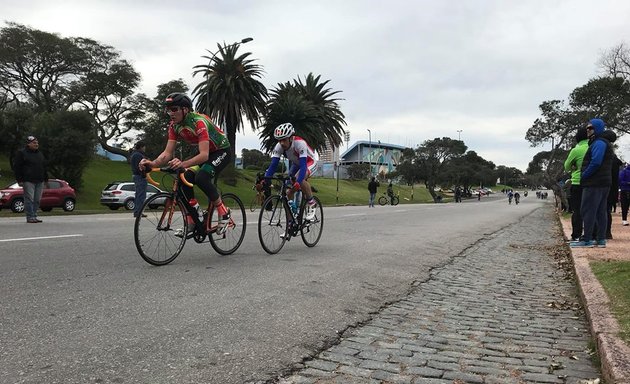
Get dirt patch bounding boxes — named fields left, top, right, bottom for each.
left=559, top=211, right=630, bottom=261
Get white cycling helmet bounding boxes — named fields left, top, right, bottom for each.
left=274, top=123, right=295, bottom=140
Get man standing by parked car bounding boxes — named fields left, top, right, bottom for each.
left=13, top=135, right=48, bottom=223
left=130, top=140, right=147, bottom=218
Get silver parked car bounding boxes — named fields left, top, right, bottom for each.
left=100, top=181, right=166, bottom=210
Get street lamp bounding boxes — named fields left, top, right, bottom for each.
left=367, top=129, right=372, bottom=177
left=457, top=130, right=462, bottom=141
left=204, top=37, right=254, bottom=113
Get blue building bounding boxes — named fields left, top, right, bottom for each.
left=337, top=141, right=407, bottom=178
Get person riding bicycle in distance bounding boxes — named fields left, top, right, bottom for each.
left=263, top=123, right=319, bottom=220
left=139, top=93, right=232, bottom=234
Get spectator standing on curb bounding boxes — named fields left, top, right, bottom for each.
left=367, top=176, right=379, bottom=208
left=571, top=119, right=614, bottom=248
left=600, top=130, right=622, bottom=239
left=130, top=140, right=148, bottom=218
left=564, top=127, right=589, bottom=241
left=619, top=162, right=630, bottom=226
left=13, top=135, right=48, bottom=223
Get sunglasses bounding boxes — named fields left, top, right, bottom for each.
left=165, top=106, right=181, bottom=113
left=586, top=125, right=594, bottom=130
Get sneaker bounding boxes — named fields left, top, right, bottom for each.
left=305, top=200, right=317, bottom=221
left=623, top=220, right=629, bottom=226
left=569, top=240, right=595, bottom=248
left=216, top=208, right=231, bottom=235
left=174, top=226, right=194, bottom=238
left=596, top=239, right=607, bottom=248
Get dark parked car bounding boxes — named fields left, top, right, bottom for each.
left=0, top=179, right=76, bottom=213
left=100, top=181, right=166, bottom=210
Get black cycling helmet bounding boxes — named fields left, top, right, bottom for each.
left=164, top=93, right=193, bottom=109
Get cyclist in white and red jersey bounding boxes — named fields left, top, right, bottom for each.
left=139, top=93, right=231, bottom=234
left=264, top=123, right=319, bottom=220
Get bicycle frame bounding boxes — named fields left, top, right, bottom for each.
left=147, top=168, right=217, bottom=235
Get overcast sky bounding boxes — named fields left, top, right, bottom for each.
left=4, top=0, right=630, bottom=170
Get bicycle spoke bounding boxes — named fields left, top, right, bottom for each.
left=258, top=195, right=288, bottom=254
left=208, top=193, right=246, bottom=255
left=134, top=194, right=187, bottom=265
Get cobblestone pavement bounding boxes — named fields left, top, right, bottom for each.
left=277, top=207, right=601, bottom=384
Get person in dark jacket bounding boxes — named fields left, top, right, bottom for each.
left=619, top=162, right=630, bottom=226
left=599, top=130, right=622, bottom=239
left=14, top=135, right=48, bottom=223
left=570, top=119, right=614, bottom=248
left=130, top=141, right=148, bottom=218
left=367, top=177, right=379, bottom=207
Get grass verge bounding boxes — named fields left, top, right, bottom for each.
left=590, top=260, right=630, bottom=345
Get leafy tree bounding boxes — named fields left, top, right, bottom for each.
left=241, top=148, right=270, bottom=169
left=415, top=138, right=467, bottom=201
left=136, top=79, right=189, bottom=159
left=259, top=73, right=347, bottom=153
left=0, top=103, right=35, bottom=169
left=0, top=23, right=144, bottom=159
left=0, top=22, right=84, bottom=112
left=192, top=42, right=267, bottom=163
left=346, top=163, right=370, bottom=180
left=30, top=111, right=97, bottom=190
left=446, top=151, right=496, bottom=192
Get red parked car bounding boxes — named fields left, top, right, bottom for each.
left=0, top=179, right=76, bottom=213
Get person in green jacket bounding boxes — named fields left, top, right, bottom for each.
left=563, top=127, right=589, bottom=241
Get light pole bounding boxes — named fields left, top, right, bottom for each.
left=204, top=37, right=254, bottom=113
left=457, top=130, right=462, bottom=141
left=367, top=129, right=372, bottom=177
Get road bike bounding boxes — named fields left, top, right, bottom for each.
left=257, top=176, right=324, bottom=254
left=133, top=167, right=246, bottom=265
left=378, top=192, right=399, bottom=206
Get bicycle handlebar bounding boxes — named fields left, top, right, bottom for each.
left=145, top=167, right=194, bottom=188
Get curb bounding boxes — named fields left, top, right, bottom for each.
left=561, top=217, right=630, bottom=383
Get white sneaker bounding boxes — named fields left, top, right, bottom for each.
left=216, top=208, right=231, bottom=235
left=174, top=227, right=193, bottom=238
left=305, top=200, right=317, bottom=221
left=623, top=220, right=629, bottom=226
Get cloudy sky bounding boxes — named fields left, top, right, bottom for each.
left=4, top=0, right=630, bottom=170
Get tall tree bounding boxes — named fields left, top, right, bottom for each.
left=31, top=110, right=97, bottom=190
left=259, top=73, right=347, bottom=153
left=136, top=79, right=189, bottom=159
left=0, top=23, right=144, bottom=158
left=192, top=43, right=267, bottom=162
left=0, top=22, right=84, bottom=112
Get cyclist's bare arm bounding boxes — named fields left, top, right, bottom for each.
left=140, top=140, right=177, bottom=170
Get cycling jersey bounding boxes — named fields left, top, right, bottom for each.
left=167, top=112, right=230, bottom=152
left=265, top=136, right=318, bottom=183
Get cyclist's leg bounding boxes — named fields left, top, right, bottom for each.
left=196, top=150, right=231, bottom=232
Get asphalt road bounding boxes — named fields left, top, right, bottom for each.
left=0, top=193, right=549, bottom=384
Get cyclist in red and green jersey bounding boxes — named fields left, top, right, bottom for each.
left=139, top=93, right=232, bottom=234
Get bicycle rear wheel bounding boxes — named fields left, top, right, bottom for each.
left=208, top=193, right=246, bottom=255
left=391, top=196, right=400, bottom=206
left=134, top=193, right=187, bottom=266
left=301, top=196, right=323, bottom=247
left=258, top=195, right=289, bottom=254
left=378, top=196, right=388, bottom=206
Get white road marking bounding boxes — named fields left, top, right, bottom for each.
left=0, top=234, right=84, bottom=243
left=343, top=213, right=366, bottom=217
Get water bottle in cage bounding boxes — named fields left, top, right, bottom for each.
left=288, top=200, right=298, bottom=215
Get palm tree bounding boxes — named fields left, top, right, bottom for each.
left=259, top=73, right=347, bottom=153
left=192, top=43, right=267, bottom=162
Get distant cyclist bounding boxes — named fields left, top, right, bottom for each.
left=139, top=93, right=232, bottom=234
left=263, top=123, right=319, bottom=220
left=507, top=189, right=514, bottom=204
left=514, top=191, right=520, bottom=205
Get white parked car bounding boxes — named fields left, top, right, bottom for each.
left=100, top=181, right=166, bottom=210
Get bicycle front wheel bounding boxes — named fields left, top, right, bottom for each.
left=249, top=194, right=259, bottom=212
left=258, top=195, right=289, bottom=254
left=378, top=196, right=388, bottom=206
left=391, top=196, right=400, bottom=206
left=208, top=193, right=246, bottom=255
left=134, top=193, right=187, bottom=266
left=301, top=196, right=323, bottom=247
